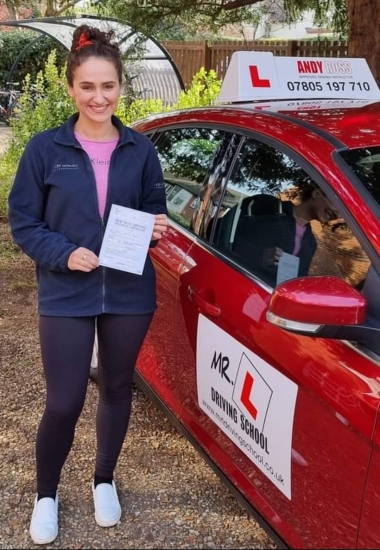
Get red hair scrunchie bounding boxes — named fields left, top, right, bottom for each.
left=75, top=33, right=93, bottom=51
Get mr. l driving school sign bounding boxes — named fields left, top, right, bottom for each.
left=216, top=51, right=380, bottom=103
left=196, top=314, right=298, bottom=499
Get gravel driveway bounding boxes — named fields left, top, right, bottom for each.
left=0, top=127, right=277, bottom=549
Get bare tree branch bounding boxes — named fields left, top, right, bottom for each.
left=54, top=0, right=82, bottom=16
left=44, top=0, right=83, bottom=17
left=221, top=0, right=263, bottom=9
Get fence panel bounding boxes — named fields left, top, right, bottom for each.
left=162, top=39, right=349, bottom=89
left=210, top=40, right=296, bottom=81
left=295, top=40, right=348, bottom=57
left=162, top=40, right=208, bottom=88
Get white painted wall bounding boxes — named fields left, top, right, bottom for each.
left=253, top=10, right=334, bottom=40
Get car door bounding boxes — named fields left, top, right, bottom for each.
left=352, top=264, right=380, bottom=549
left=171, top=133, right=379, bottom=549
left=137, top=125, right=235, bottom=412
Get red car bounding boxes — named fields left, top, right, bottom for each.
left=130, top=53, right=380, bottom=549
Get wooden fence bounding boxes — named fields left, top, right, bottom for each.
left=162, top=39, right=349, bottom=88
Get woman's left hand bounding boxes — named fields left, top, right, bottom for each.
left=152, top=213, right=168, bottom=240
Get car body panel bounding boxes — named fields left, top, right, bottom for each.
left=132, top=101, right=380, bottom=548
left=357, top=410, right=380, bottom=549
left=143, top=230, right=378, bottom=548
left=136, top=225, right=193, bottom=408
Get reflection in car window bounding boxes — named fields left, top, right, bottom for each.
left=194, top=133, right=242, bottom=238
left=212, top=137, right=371, bottom=290
left=154, top=128, right=229, bottom=230
left=339, top=147, right=380, bottom=208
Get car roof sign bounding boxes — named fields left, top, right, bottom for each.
left=216, top=51, right=380, bottom=103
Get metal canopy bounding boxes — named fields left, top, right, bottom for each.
left=0, top=15, right=184, bottom=104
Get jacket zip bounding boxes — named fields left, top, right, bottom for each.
left=101, top=218, right=106, bottom=313
left=74, top=143, right=107, bottom=312
left=75, top=141, right=125, bottom=314
left=101, top=143, right=124, bottom=313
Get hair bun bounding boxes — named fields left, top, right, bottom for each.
left=71, top=24, right=117, bottom=52
left=66, top=24, right=123, bottom=86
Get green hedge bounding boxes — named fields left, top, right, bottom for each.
left=0, top=51, right=221, bottom=217
left=0, top=29, right=67, bottom=89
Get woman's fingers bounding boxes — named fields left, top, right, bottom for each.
left=152, top=214, right=168, bottom=240
left=68, top=247, right=99, bottom=271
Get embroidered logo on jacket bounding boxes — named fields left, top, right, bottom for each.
left=53, top=164, right=79, bottom=171
left=153, top=181, right=165, bottom=189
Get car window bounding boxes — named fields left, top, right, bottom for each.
left=154, top=127, right=231, bottom=230
left=211, top=137, right=371, bottom=290
left=338, top=147, right=380, bottom=210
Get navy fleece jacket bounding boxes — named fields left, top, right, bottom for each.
left=8, top=114, right=167, bottom=316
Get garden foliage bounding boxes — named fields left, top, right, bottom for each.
left=0, top=30, right=66, bottom=89
left=0, top=51, right=221, bottom=216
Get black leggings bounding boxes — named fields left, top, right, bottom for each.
left=36, top=313, right=153, bottom=495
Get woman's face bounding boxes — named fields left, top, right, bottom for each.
left=68, top=56, right=121, bottom=125
left=310, top=189, right=340, bottom=223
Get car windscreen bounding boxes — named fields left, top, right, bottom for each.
left=339, top=147, right=380, bottom=209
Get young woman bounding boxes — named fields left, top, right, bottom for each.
left=8, top=24, right=168, bottom=545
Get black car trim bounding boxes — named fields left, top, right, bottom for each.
left=221, top=130, right=380, bottom=272
left=133, top=370, right=288, bottom=550
left=150, top=121, right=379, bottom=272
left=207, top=134, right=246, bottom=244
left=333, top=148, right=380, bottom=222
left=332, top=149, right=380, bottom=272
left=148, top=122, right=380, bottom=358
left=146, top=121, right=343, bottom=206
left=151, top=120, right=379, bottom=276
left=147, top=121, right=241, bottom=135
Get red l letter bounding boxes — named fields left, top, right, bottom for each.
left=240, top=372, right=258, bottom=420
left=249, top=65, right=271, bottom=88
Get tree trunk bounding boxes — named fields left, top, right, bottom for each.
left=348, top=0, right=380, bottom=84
left=44, top=0, right=55, bottom=16
left=5, top=0, right=18, bottom=20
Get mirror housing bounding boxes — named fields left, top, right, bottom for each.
left=268, top=276, right=367, bottom=327
left=267, top=276, right=380, bottom=355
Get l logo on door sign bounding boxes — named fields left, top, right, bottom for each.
left=232, top=353, right=273, bottom=432
left=249, top=65, right=271, bottom=88
left=240, top=372, right=258, bottom=420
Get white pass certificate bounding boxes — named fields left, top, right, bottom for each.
left=99, top=204, right=155, bottom=275
left=276, top=252, right=299, bottom=285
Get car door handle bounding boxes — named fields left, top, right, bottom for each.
left=187, top=286, right=221, bottom=317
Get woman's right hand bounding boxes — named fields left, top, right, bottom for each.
left=68, top=247, right=99, bottom=272
left=262, top=247, right=283, bottom=267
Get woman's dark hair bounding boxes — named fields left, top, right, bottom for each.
left=285, top=179, right=317, bottom=202
left=66, top=24, right=123, bottom=85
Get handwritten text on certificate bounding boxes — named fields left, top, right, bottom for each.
left=99, top=204, right=155, bottom=275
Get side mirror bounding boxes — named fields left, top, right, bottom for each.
left=266, top=276, right=380, bottom=355
left=267, top=276, right=367, bottom=327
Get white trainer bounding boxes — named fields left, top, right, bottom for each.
left=29, top=495, right=58, bottom=545
left=92, top=481, right=121, bottom=527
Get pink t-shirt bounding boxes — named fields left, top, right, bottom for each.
left=75, top=133, right=118, bottom=218
left=292, top=220, right=307, bottom=256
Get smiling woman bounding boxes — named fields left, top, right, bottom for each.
left=66, top=27, right=122, bottom=140
left=7, top=23, right=168, bottom=546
